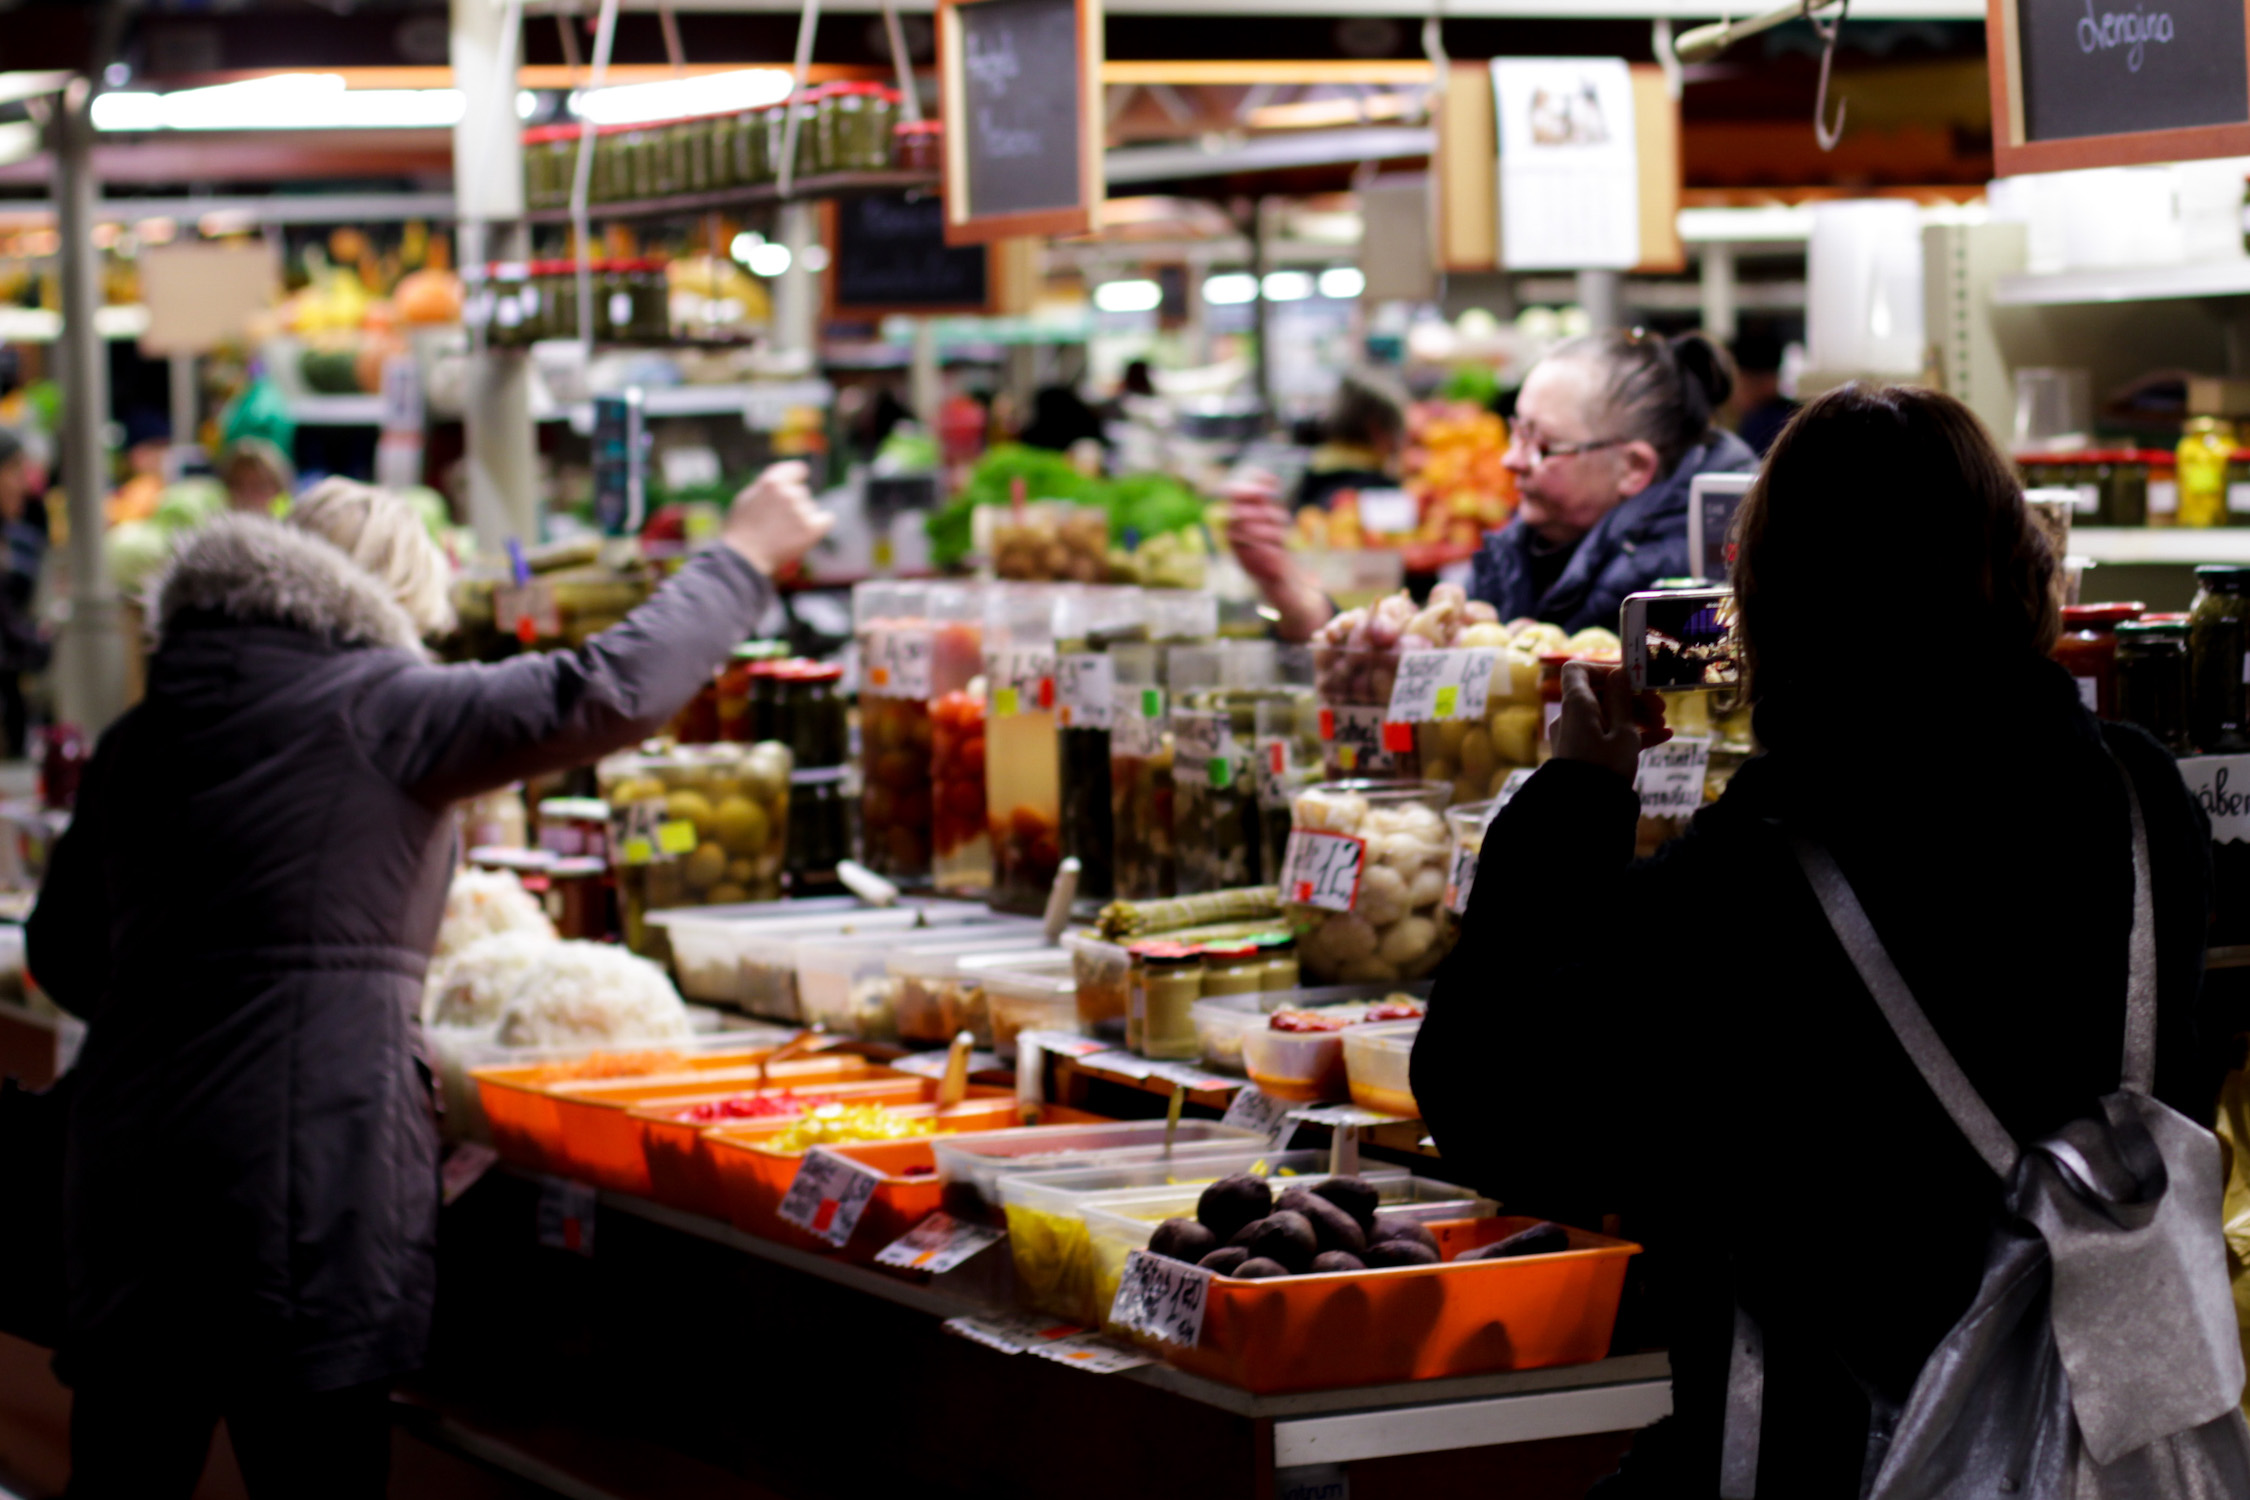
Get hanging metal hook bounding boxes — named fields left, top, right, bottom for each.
left=1810, top=0, right=1849, bottom=151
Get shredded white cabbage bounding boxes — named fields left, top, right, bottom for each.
left=433, top=867, right=555, bottom=967
left=495, top=942, right=691, bottom=1049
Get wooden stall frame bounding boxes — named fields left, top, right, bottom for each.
left=1986, top=0, right=2250, bottom=174
left=938, top=0, right=1106, bottom=246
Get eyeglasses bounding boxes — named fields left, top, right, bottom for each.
left=1508, top=429, right=1631, bottom=467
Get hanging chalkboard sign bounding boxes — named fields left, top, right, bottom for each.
left=828, top=191, right=993, bottom=315
left=1989, top=0, right=2250, bottom=172
left=938, top=0, right=1103, bottom=244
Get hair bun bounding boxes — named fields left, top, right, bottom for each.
left=1669, top=332, right=1737, bottom=420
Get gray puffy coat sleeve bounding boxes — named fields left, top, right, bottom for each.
left=358, top=545, right=775, bottom=805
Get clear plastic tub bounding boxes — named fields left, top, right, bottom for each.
left=929, top=1119, right=1263, bottom=1223
left=1288, top=779, right=1455, bottom=985
left=651, top=899, right=994, bottom=1013
left=1188, top=983, right=1426, bottom=1074
left=794, top=918, right=1044, bottom=1039
left=1343, top=1019, right=1421, bottom=1117
left=976, top=953, right=1082, bottom=1061
left=1064, top=928, right=1132, bottom=1041
left=885, top=935, right=1063, bottom=1046
left=1000, top=1151, right=1405, bottom=1325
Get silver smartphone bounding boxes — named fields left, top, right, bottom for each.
left=1621, top=587, right=1739, bottom=692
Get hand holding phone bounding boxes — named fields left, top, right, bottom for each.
left=1621, top=587, right=1739, bottom=693
left=1553, top=660, right=1673, bottom=784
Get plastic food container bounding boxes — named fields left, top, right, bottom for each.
left=1063, top=929, right=1132, bottom=1040
left=1187, top=983, right=1424, bottom=1074
left=929, top=1119, right=1263, bottom=1224
left=1155, top=1216, right=1641, bottom=1394
left=1288, top=780, right=1455, bottom=985
left=443, top=1025, right=793, bottom=1149
left=1000, top=1151, right=1404, bottom=1326
left=1078, top=1172, right=1489, bottom=1332
left=976, top=953, right=1081, bottom=1061
left=1240, top=999, right=1426, bottom=1102
left=794, top=919, right=1044, bottom=1040
left=883, top=934, right=1060, bottom=1046
left=649, top=899, right=993, bottom=1013
left=1342, top=1020, right=1421, bottom=1117
left=632, top=1076, right=952, bottom=1219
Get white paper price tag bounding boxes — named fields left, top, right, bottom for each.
left=1356, top=487, right=1419, bottom=535
left=1026, top=1332, right=1158, bottom=1373
left=1495, top=766, right=1536, bottom=808
left=1141, top=1059, right=1235, bottom=1092
left=494, top=580, right=561, bottom=640
left=1222, top=1083, right=1301, bottom=1149
left=2181, top=754, right=2250, bottom=844
left=865, top=628, right=935, bottom=699
left=1079, top=1049, right=1156, bottom=1081
left=1016, top=1028, right=1109, bottom=1059
left=1633, top=735, right=1712, bottom=819
left=776, top=1147, right=884, bottom=1246
left=1319, top=703, right=1401, bottom=774
left=985, top=648, right=1057, bottom=718
left=1288, top=1102, right=1410, bottom=1127
left=1171, top=710, right=1236, bottom=788
left=1112, top=684, right=1167, bottom=757
left=874, top=1211, right=1005, bottom=1273
left=1281, top=830, right=1366, bottom=912
left=1384, top=649, right=1500, bottom=725
left=1109, top=1249, right=1213, bottom=1346
left=1057, top=654, right=1116, bottom=730
left=891, top=1048, right=1001, bottom=1079
left=1253, top=735, right=1298, bottom=809
left=942, top=1311, right=1085, bottom=1354
left=1445, top=838, right=1481, bottom=917
left=536, top=1176, right=597, bottom=1256
left=379, top=354, right=423, bottom=434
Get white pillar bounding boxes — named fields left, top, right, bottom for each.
left=772, top=200, right=819, bottom=368
left=451, top=0, right=538, bottom=547
left=1576, top=269, right=1623, bottom=333
left=1700, top=242, right=1738, bottom=344
left=50, top=79, right=127, bottom=736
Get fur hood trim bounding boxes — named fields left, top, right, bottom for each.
left=150, top=514, right=423, bottom=654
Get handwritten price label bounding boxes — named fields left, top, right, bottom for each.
left=535, top=1176, right=597, bottom=1256
left=1253, top=735, right=1303, bottom=809
left=494, top=580, right=561, bottom=642
left=874, top=1211, right=1005, bottom=1273
left=1633, top=735, right=1712, bottom=819
left=1110, top=1249, right=1213, bottom=1346
left=1057, top=654, right=1116, bottom=730
left=1221, top=1083, right=1301, bottom=1149
left=866, top=628, right=935, bottom=699
left=1171, top=710, right=1233, bottom=787
left=2180, top=754, right=2250, bottom=844
left=1112, top=685, right=1167, bottom=757
left=1281, top=829, right=1366, bottom=912
left=1027, top=1332, right=1157, bottom=1373
left=776, top=1147, right=884, bottom=1247
left=1385, top=649, right=1501, bottom=725
left=1318, top=704, right=1399, bottom=774
left=985, top=649, right=1057, bottom=719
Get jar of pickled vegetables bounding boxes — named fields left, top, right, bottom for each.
left=2054, top=602, right=2145, bottom=719
left=487, top=262, right=530, bottom=348
left=2190, top=566, right=2250, bottom=752
left=894, top=119, right=942, bottom=173
left=1109, top=642, right=1175, bottom=900
left=1286, top=779, right=1455, bottom=985
left=679, top=115, right=714, bottom=193
left=601, top=740, right=794, bottom=952
left=928, top=582, right=991, bottom=894
left=1254, top=686, right=1324, bottom=894
left=787, top=765, right=851, bottom=893
left=733, top=105, right=768, bottom=184
left=2147, top=451, right=2181, bottom=527
left=1440, top=798, right=1496, bottom=950
left=856, top=581, right=938, bottom=881
left=1129, top=942, right=1203, bottom=1059
left=1170, top=642, right=1280, bottom=894
left=984, top=585, right=1065, bottom=911
left=820, top=81, right=897, bottom=172
left=2179, top=417, right=2235, bottom=530
left=716, top=640, right=789, bottom=743
left=2116, top=619, right=2192, bottom=752
left=1055, top=586, right=1145, bottom=903
left=769, top=660, right=848, bottom=769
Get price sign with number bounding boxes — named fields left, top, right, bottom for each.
left=866, top=628, right=935, bottom=699
left=1633, top=735, right=1712, bottom=819
left=1385, top=649, right=1500, bottom=725
left=986, top=648, right=1057, bottom=718
left=1057, top=654, right=1116, bottom=729
left=1281, top=830, right=1366, bottom=911
left=1110, top=1249, right=1213, bottom=1346
left=776, top=1147, right=884, bottom=1246
left=1318, top=704, right=1399, bottom=774
left=1112, top=684, right=1166, bottom=757
left=1222, top=1083, right=1301, bottom=1149
left=874, top=1211, right=1005, bottom=1273
left=1170, top=710, right=1233, bottom=787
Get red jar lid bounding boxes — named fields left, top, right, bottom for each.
left=2081, top=449, right=2138, bottom=463
left=2062, top=602, right=2146, bottom=629
left=2139, top=450, right=2179, bottom=466
left=895, top=120, right=943, bottom=137
left=2144, top=610, right=2192, bottom=622
left=826, top=80, right=889, bottom=97
left=1128, top=940, right=1199, bottom=961
left=522, top=124, right=577, bottom=144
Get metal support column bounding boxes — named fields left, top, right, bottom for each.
left=1577, top=268, right=1623, bottom=333
left=1250, top=197, right=1272, bottom=418
left=50, top=78, right=127, bottom=736
left=909, top=317, right=942, bottom=429
left=773, top=200, right=819, bottom=370
left=1699, top=242, right=1738, bottom=344
left=451, top=0, right=538, bottom=548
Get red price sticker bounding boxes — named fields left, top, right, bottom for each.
left=1381, top=720, right=1416, bottom=754
left=1281, top=829, right=1366, bottom=912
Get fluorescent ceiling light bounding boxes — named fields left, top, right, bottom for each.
left=92, top=74, right=465, bottom=132
left=570, top=69, right=794, bottom=127
left=1262, top=270, right=1314, bottom=302
left=745, top=242, right=793, bottom=277
left=1318, top=266, right=1366, bottom=299
left=0, top=121, right=38, bottom=169
left=1203, top=272, right=1258, bottom=305
left=1094, top=279, right=1162, bottom=313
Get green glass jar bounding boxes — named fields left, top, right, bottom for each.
left=2098, top=448, right=2148, bottom=527
left=2116, top=619, right=2193, bottom=753
left=489, top=262, right=530, bottom=349
left=820, top=82, right=896, bottom=173
left=678, top=117, right=710, bottom=194
left=786, top=88, right=823, bottom=180
left=598, top=126, right=632, bottom=202
left=736, top=106, right=768, bottom=184
left=705, top=114, right=737, bottom=190
left=2189, top=566, right=2250, bottom=752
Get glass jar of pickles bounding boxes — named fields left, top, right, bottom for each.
left=765, top=660, right=848, bottom=769
left=928, top=582, right=991, bottom=894
left=1055, top=586, right=1146, bottom=903
left=600, top=740, right=794, bottom=953
left=819, top=82, right=898, bottom=172
left=1287, top=779, right=1455, bottom=985
left=2190, top=566, right=2250, bottom=752
left=856, top=581, right=938, bottom=881
left=1128, top=942, right=1204, bottom=1059
left=1170, top=641, right=1282, bottom=894
left=2053, top=602, right=2144, bottom=719
left=2147, top=450, right=2181, bottom=527
left=597, top=259, right=669, bottom=343
left=1440, top=798, right=1495, bottom=950
left=894, top=119, right=942, bottom=173
left=1109, top=643, right=1175, bottom=900
left=1254, top=679, right=1324, bottom=892
left=984, top=585, right=1065, bottom=912
left=2178, top=417, right=2234, bottom=530
left=715, top=640, right=789, bottom=742
left=2116, top=618, right=2192, bottom=752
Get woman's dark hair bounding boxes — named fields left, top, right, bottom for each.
left=1731, top=383, right=2058, bottom=715
left=1551, top=328, right=1736, bottom=473
left=1325, top=371, right=1408, bottom=450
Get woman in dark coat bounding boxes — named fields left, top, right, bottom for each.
left=1413, top=387, right=2232, bottom=1495
left=27, top=463, right=829, bottom=1499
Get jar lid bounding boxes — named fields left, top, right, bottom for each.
left=1129, top=941, right=1201, bottom=962
left=895, top=120, right=943, bottom=136
left=522, top=124, right=577, bottom=143
left=778, top=661, right=846, bottom=683
left=1196, top=944, right=1263, bottom=961
left=549, top=856, right=608, bottom=876
left=2115, top=619, right=2189, bottom=640
left=2197, top=565, right=2250, bottom=587
left=539, top=796, right=612, bottom=820
left=2062, top=602, right=2145, bottom=628
left=826, top=80, right=889, bottom=97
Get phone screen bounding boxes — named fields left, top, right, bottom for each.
left=1627, top=589, right=1739, bottom=691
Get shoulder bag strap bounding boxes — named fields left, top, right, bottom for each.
left=2115, top=754, right=2158, bottom=1096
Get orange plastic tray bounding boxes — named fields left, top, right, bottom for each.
left=475, top=1047, right=782, bottom=1176
left=708, top=1101, right=1105, bottom=1260
left=1159, top=1216, right=1639, bottom=1394
left=541, top=1057, right=894, bottom=1195
left=633, top=1080, right=993, bottom=1219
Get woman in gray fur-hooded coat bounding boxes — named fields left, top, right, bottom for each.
left=26, top=467, right=825, bottom=1481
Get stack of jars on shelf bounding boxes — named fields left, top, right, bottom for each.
left=467, top=260, right=668, bottom=346
left=521, top=85, right=924, bottom=209
left=2058, top=570, right=2250, bottom=756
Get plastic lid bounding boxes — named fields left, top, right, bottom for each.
left=826, top=80, right=889, bottom=96
left=550, top=856, right=608, bottom=876
left=2115, top=619, right=2189, bottom=639
left=895, top=120, right=943, bottom=136
left=522, top=124, right=577, bottom=143
left=2197, top=566, right=2250, bottom=588
left=2061, top=602, right=2144, bottom=629
left=1197, top=944, right=1263, bottom=961
left=539, top=797, right=612, bottom=820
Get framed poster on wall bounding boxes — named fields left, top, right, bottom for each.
left=1988, top=0, right=2250, bottom=173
